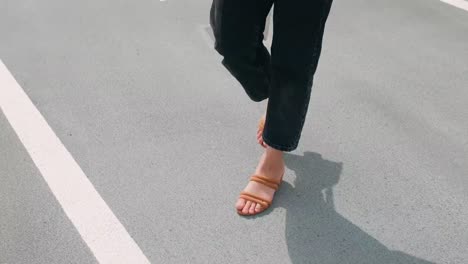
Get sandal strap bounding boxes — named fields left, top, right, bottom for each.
left=250, top=175, right=281, bottom=190
left=239, top=191, right=271, bottom=208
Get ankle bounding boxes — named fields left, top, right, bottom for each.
left=258, top=148, right=285, bottom=174
left=265, top=147, right=283, bottom=160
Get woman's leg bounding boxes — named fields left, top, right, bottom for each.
left=236, top=0, right=333, bottom=215
left=210, top=0, right=274, bottom=102
left=210, top=0, right=285, bottom=215
left=262, top=0, right=333, bottom=151
left=211, top=0, right=333, bottom=215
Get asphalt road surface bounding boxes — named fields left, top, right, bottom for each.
left=1, top=0, right=467, bottom=263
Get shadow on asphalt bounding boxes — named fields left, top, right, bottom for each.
left=278, top=152, right=436, bottom=264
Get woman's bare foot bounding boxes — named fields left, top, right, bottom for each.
left=236, top=146, right=285, bottom=215
left=257, top=115, right=267, bottom=148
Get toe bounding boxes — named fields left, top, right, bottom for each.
left=236, top=198, right=246, bottom=211
left=258, top=139, right=264, bottom=146
left=254, top=203, right=263, bottom=213
left=249, top=202, right=256, bottom=214
left=242, top=201, right=252, bottom=215
left=257, top=134, right=266, bottom=147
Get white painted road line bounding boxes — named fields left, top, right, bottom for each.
left=0, top=60, right=151, bottom=264
left=441, top=0, right=468, bottom=11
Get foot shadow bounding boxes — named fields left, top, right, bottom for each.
left=276, top=152, right=436, bottom=264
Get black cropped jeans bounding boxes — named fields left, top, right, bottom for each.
left=210, top=0, right=333, bottom=151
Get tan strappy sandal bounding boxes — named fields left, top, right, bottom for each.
left=237, top=174, right=283, bottom=216
left=257, top=116, right=267, bottom=148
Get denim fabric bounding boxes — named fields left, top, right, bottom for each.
left=210, top=0, right=333, bottom=151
